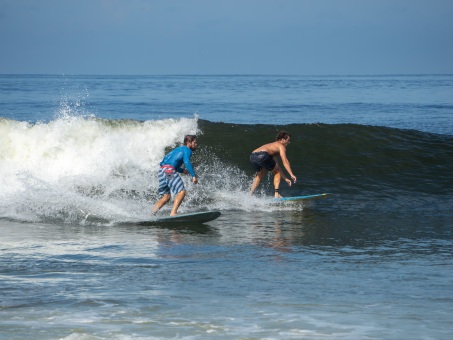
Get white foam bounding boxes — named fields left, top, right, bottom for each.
left=0, top=115, right=199, bottom=223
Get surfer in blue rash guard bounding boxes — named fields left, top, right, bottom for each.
left=249, top=131, right=297, bottom=198
left=152, top=135, right=199, bottom=216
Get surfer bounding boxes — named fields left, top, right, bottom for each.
left=249, top=131, right=297, bottom=198
left=152, top=135, right=199, bottom=216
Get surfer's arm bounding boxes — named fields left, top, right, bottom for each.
left=182, top=148, right=197, bottom=178
left=279, top=146, right=297, bottom=183
left=273, top=158, right=292, bottom=187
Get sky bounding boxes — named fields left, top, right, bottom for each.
left=0, top=0, right=452, bottom=75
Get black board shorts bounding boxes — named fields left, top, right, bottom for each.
left=250, top=151, right=276, bottom=172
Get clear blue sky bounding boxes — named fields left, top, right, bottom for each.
left=1, top=0, right=452, bottom=75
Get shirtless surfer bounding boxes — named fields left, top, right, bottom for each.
left=249, top=131, right=297, bottom=198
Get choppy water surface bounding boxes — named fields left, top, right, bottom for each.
left=2, top=212, right=452, bottom=339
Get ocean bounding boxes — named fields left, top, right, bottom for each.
left=1, top=74, right=452, bottom=339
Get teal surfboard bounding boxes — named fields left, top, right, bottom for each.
left=137, top=211, right=221, bottom=225
left=274, top=193, right=331, bottom=202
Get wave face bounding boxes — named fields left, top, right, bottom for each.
left=199, top=120, right=453, bottom=195
left=1, top=116, right=452, bottom=224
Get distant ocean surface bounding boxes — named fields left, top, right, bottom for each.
left=1, top=74, right=452, bottom=339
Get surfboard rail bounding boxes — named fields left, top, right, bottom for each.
left=136, top=211, right=221, bottom=225
left=274, top=193, right=331, bottom=202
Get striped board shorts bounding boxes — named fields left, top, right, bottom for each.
left=157, top=166, right=185, bottom=195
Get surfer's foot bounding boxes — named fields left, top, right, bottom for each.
left=274, top=189, right=283, bottom=198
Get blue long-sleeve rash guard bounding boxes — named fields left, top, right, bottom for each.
left=160, top=146, right=197, bottom=178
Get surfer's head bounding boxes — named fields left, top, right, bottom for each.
left=276, top=131, right=291, bottom=142
left=184, top=135, right=198, bottom=151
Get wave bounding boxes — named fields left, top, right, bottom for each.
left=1, top=116, right=452, bottom=224
left=199, top=120, right=453, bottom=194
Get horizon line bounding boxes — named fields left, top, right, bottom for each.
left=1, top=73, right=452, bottom=77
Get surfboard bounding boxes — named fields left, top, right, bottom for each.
left=274, top=193, right=331, bottom=202
left=136, top=211, right=221, bottom=225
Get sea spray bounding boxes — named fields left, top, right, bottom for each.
left=0, top=116, right=200, bottom=223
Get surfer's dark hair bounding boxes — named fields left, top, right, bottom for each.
left=184, top=135, right=197, bottom=145
left=276, top=131, right=291, bottom=141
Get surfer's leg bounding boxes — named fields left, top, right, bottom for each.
left=250, top=169, right=265, bottom=195
left=152, top=194, right=171, bottom=214
left=170, top=190, right=186, bottom=216
left=273, top=165, right=283, bottom=198
left=153, top=168, right=173, bottom=214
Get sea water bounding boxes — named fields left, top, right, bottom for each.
left=1, top=74, right=452, bottom=339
